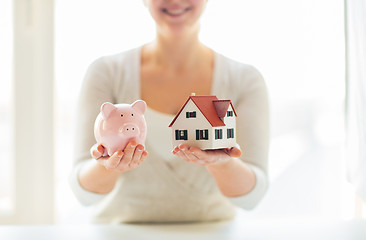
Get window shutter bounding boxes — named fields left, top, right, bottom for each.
left=184, top=130, right=188, bottom=140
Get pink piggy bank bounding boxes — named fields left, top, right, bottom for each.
left=94, top=100, right=147, bottom=157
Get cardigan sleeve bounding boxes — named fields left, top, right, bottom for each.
left=69, top=57, right=115, bottom=206
left=69, top=160, right=107, bottom=205
left=226, top=64, right=270, bottom=210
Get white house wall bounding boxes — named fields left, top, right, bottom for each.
left=211, top=105, right=237, bottom=149
left=223, top=105, right=236, bottom=127
left=171, top=99, right=213, bottom=149
left=171, top=100, right=238, bottom=150
left=211, top=127, right=236, bottom=149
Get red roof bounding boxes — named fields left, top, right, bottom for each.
left=213, top=100, right=231, bottom=118
left=168, top=95, right=237, bottom=127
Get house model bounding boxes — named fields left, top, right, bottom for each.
left=169, top=94, right=237, bottom=150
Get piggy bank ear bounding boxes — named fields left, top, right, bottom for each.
left=132, top=100, right=147, bottom=114
left=101, top=102, right=116, bottom=119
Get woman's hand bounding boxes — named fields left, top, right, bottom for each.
left=90, top=140, right=148, bottom=173
left=171, top=144, right=242, bottom=168
left=172, top=144, right=257, bottom=197
left=79, top=140, right=148, bottom=194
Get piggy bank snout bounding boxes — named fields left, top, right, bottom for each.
left=120, top=123, right=140, bottom=136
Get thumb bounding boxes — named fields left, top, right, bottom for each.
left=228, top=145, right=242, bottom=158
left=90, top=144, right=105, bottom=159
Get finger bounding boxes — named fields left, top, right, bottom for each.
left=171, top=146, right=180, bottom=155
left=128, top=145, right=144, bottom=168
left=95, top=156, right=109, bottom=167
left=118, top=140, right=138, bottom=168
left=116, top=149, right=147, bottom=172
left=178, top=146, right=207, bottom=166
left=133, top=149, right=148, bottom=167
left=188, top=146, right=207, bottom=159
left=96, top=151, right=123, bottom=170
left=139, top=151, right=148, bottom=164
left=123, top=140, right=138, bottom=159
left=90, top=144, right=104, bottom=159
left=178, top=143, right=189, bottom=150
left=98, top=144, right=105, bottom=154
left=190, top=148, right=218, bottom=165
left=179, top=145, right=199, bottom=161
left=185, top=151, right=208, bottom=165
left=104, top=151, right=123, bottom=170
left=175, top=148, right=191, bottom=161
left=228, top=146, right=242, bottom=158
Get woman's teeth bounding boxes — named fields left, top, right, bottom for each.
left=163, top=8, right=189, bottom=16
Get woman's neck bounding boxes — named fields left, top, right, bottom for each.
left=143, top=31, right=212, bottom=71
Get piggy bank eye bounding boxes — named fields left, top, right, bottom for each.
left=131, top=113, right=134, bottom=116
left=120, top=114, right=123, bottom=117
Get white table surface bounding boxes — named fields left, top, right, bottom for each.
left=1, top=217, right=366, bottom=240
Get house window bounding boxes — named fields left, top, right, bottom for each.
left=227, top=128, right=234, bottom=139
left=215, top=129, right=223, bottom=139
left=175, top=130, right=188, bottom=140
left=227, top=111, right=234, bottom=117
left=186, top=111, right=196, bottom=118
left=196, top=129, right=209, bottom=140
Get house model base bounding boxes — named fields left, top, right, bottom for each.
left=169, top=94, right=237, bottom=150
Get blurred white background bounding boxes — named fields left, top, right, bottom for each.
left=0, top=0, right=13, bottom=214
left=0, top=0, right=359, bottom=223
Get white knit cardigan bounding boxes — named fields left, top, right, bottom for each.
left=69, top=46, right=270, bottom=223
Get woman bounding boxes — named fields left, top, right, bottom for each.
left=70, top=0, right=269, bottom=223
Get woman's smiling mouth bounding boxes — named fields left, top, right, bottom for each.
left=162, top=7, right=191, bottom=17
